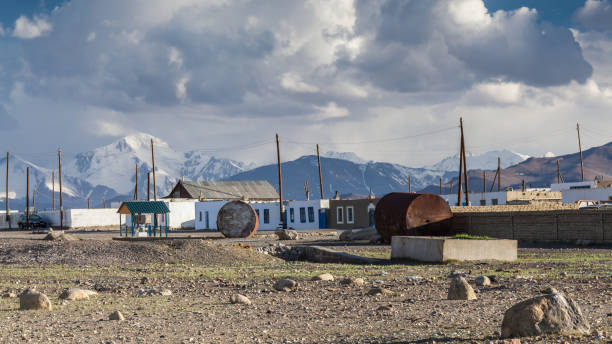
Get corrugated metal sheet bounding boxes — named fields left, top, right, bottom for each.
left=180, top=180, right=279, bottom=200
left=117, top=201, right=170, bottom=214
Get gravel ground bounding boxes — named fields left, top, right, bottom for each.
left=0, top=230, right=610, bottom=343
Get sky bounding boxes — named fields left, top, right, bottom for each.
left=0, top=0, right=612, bottom=168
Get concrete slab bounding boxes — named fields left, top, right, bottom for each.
left=391, top=236, right=517, bottom=262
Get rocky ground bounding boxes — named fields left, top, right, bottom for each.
left=0, top=230, right=610, bottom=343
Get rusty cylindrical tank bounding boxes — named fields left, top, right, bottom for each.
left=216, top=200, right=259, bottom=238
left=374, top=193, right=453, bottom=243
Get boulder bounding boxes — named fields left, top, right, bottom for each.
left=541, top=287, right=559, bottom=294
left=275, top=229, right=298, bottom=240
left=501, top=293, right=590, bottom=338
left=367, top=287, right=393, bottom=296
left=311, top=273, right=334, bottom=282
left=339, top=227, right=381, bottom=242
left=229, top=294, right=252, bottom=305
left=273, top=279, right=297, bottom=291
left=44, top=231, right=78, bottom=241
left=340, top=277, right=365, bottom=287
left=19, top=289, right=52, bottom=310
left=59, top=288, right=98, bottom=301
left=447, top=276, right=477, bottom=300
left=109, top=311, right=125, bottom=321
left=475, top=276, right=491, bottom=286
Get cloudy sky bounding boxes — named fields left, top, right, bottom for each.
left=1, top=0, right=611, bottom=167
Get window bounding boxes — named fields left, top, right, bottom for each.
left=346, top=206, right=354, bottom=224
left=290, top=208, right=295, bottom=223
left=308, top=207, right=315, bottom=223
left=199, top=211, right=202, bottom=222
left=492, top=199, right=498, bottom=205
left=263, top=209, right=270, bottom=224
left=337, top=207, right=344, bottom=224
left=299, top=207, right=306, bottom=223
left=255, top=209, right=260, bottom=223
left=480, top=200, right=486, bottom=206
left=205, top=211, right=209, bottom=229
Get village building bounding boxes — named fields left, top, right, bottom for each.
left=328, top=197, right=379, bottom=230
left=166, top=180, right=279, bottom=201
left=441, top=189, right=562, bottom=206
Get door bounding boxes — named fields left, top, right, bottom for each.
left=318, top=209, right=327, bottom=229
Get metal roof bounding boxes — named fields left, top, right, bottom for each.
left=117, top=201, right=170, bottom=214
left=177, top=180, right=279, bottom=200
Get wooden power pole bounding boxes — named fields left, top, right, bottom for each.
left=134, top=163, right=139, bottom=200
left=408, top=176, right=411, bottom=193
left=483, top=170, right=486, bottom=194
left=457, top=131, right=464, bottom=206
left=556, top=159, right=562, bottom=184
left=577, top=123, right=584, bottom=182
left=151, top=139, right=157, bottom=200
left=305, top=181, right=309, bottom=200
left=52, top=170, right=55, bottom=210
left=275, top=134, right=285, bottom=228
left=5, top=152, right=9, bottom=228
left=316, top=144, right=324, bottom=200
left=26, top=167, right=30, bottom=229
left=497, top=157, right=501, bottom=192
left=439, top=177, right=442, bottom=195
left=58, top=148, right=63, bottom=231
left=147, top=172, right=151, bottom=201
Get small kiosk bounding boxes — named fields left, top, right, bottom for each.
left=117, top=201, right=170, bottom=237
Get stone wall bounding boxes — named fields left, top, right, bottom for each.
left=452, top=208, right=612, bottom=242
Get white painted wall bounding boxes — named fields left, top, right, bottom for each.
left=562, top=187, right=612, bottom=204
left=194, top=201, right=281, bottom=231
left=286, top=199, right=329, bottom=230
left=550, top=181, right=595, bottom=191
left=0, top=212, right=19, bottom=229
left=165, top=200, right=197, bottom=229
left=441, top=191, right=508, bottom=206
left=38, top=208, right=120, bottom=228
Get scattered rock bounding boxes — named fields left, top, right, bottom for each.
left=273, top=279, right=297, bottom=291
left=447, top=276, right=477, bottom=300
left=311, top=273, right=334, bottom=281
left=275, top=229, right=298, bottom=240
left=140, top=277, right=149, bottom=284
left=475, top=276, right=491, bottom=286
left=541, top=287, right=559, bottom=294
left=340, top=278, right=365, bottom=287
left=159, top=289, right=172, bottom=296
left=229, top=294, right=252, bottom=305
left=339, top=227, right=381, bottom=242
left=109, top=311, right=125, bottom=321
left=137, top=288, right=172, bottom=296
left=59, top=288, right=98, bottom=301
left=19, top=289, right=52, bottom=310
left=376, top=305, right=393, bottom=311
left=501, top=293, right=590, bottom=338
left=405, top=275, right=422, bottom=281
left=44, top=231, right=79, bottom=241
left=2, top=292, right=17, bottom=298
left=367, top=287, right=393, bottom=296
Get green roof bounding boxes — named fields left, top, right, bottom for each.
left=117, top=201, right=170, bottom=214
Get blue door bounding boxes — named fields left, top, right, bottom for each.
left=318, top=209, right=327, bottom=229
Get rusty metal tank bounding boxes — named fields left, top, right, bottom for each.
left=374, top=192, right=453, bottom=243
left=216, top=200, right=259, bottom=238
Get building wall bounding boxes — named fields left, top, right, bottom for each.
left=0, top=211, right=19, bottom=229
left=165, top=200, right=197, bottom=228
left=550, top=181, right=595, bottom=191
left=285, top=199, right=329, bottom=230
left=562, top=187, right=612, bottom=204
left=441, top=190, right=561, bottom=207
left=452, top=209, right=612, bottom=242
left=328, top=198, right=378, bottom=229
left=195, top=201, right=282, bottom=231
left=38, top=209, right=120, bottom=228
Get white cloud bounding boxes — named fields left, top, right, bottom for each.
left=12, top=15, right=52, bottom=39
left=311, top=102, right=349, bottom=120
left=280, top=73, right=319, bottom=93
left=86, top=32, right=96, bottom=42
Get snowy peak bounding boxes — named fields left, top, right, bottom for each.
left=322, top=151, right=368, bottom=164
left=427, top=149, right=530, bottom=172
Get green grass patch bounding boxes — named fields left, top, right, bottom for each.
left=451, top=233, right=494, bottom=240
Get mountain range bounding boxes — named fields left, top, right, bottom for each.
left=1, top=132, right=607, bottom=210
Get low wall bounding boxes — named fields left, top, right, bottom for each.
left=391, top=236, right=517, bottom=262
left=0, top=213, right=20, bottom=229
left=452, top=209, right=612, bottom=242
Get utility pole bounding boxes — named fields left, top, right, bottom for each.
left=276, top=134, right=285, bottom=229
left=408, top=176, right=411, bottom=193
left=449, top=181, right=453, bottom=194
left=58, top=148, right=63, bottom=231
left=134, top=163, right=139, bottom=200
left=483, top=170, right=486, bottom=194
left=5, top=152, right=9, bottom=228
left=522, top=180, right=525, bottom=191
left=104, top=199, right=106, bottom=208
left=147, top=172, right=151, bottom=201
left=87, top=197, right=90, bottom=209
left=460, top=118, right=469, bottom=206
left=556, top=159, right=562, bottom=184
left=52, top=170, right=55, bottom=210
left=33, top=187, right=36, bottom=213
left=151, top=139, right=157, bottom=200
left=497, top=157, right=501, bottom=192
left=316, top=144, right=324, bottom=200
left=26, top=167, right=30, bottom=229
left=305, top=181, right=309, bottom=200
left=439, top=177, right=442, bottom=195
left=577, top=123, right=584, bottom=182
left=457, top=132, right=463, bottom=206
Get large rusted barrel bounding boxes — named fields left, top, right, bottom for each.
left=374, top=193, right=452, bottom=243
left=217, top=201, right=259, bottom=238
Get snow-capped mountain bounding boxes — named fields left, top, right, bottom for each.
left=65, top=133, right=252, bottom=198
left=427, top=149, right=530, bottom=172
left=322, top=151, right=368, bottom=164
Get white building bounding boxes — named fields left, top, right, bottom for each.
left=441, top=189, right=560, bottom=206
left=122, top=199, right=198, bottom=229
left=285, top=199, right=329, bottom=230
left=561, top=187, right=612, bottom=204
left=550, top=181, right=595, bottom=191
left=38, top=208, right=120, bottom=228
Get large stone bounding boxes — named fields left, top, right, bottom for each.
left=447, top=276, right=477, bottom=300
left=20, top=289, right=52, bottom=310
left=109, top=311, right=125, bottom=321
left=475, top=276, right=491, bottom=286
left=230, top=294, right=252, bottom=305
left=501, top=293, right=590, bottom=338
left=339, top=228, right=381, bottom=242
left=273, top=279, right=297, bottom=291
left=311, top=273, right=334, bottom=282
left=59, top=288, right=98, bottom=301
left=275, top=229, right=298, bottom=240
left=367, top=287, right=393, bottom=296
left=340, top=277, right=365, bottom=287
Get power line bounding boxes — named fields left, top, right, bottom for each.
left=283, top=126, right=458, bottom=145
